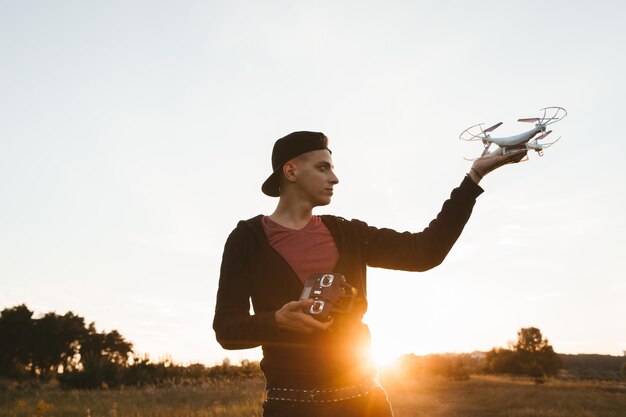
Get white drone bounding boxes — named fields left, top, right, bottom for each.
left=460, top=106, right=567, bottom=160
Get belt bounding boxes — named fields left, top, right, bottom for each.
left=265, top=379, right=382, bottom=404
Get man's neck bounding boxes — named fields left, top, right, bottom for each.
left=269, top=196, right=314, bottom=230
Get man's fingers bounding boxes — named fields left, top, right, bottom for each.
left=319, top=317, right=333, bottom=330
left=296, top=313, right=332, bottom=331
left=277, top=299, right=335, bottom=333
left=284, top=299, right=314, bottom=312
left=504, top=149, right=527, bottom=164
left=280, top=311, right=333, bottom=333
left=486, top=149, right=526, bottom=165
left=482, top=148, right=524, bottom=160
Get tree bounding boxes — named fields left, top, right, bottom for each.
left=0, top=304, right=135, bottom=387
left=59, top=322, right=134, bottom=388
left=514, top=327, right=552, bottom=353
left=0, top=306, right=89, bottom=380
left=79, top=323, right=133, bottom=367
left=513, top=327, right=562, bottom=378
left=484, top=347, right=522, bottom=374
left=30, top=312, right=86, bottom=379
left=484, top=327, right=562, bottom=379
left=0, top=305, right=35, bottom=379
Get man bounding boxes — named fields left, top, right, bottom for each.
left=213, top=131, right=525, bottom=416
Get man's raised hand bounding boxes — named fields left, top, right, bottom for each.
left=469, top=148, right=527, bottom=183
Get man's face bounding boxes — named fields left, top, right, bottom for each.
left=287, top=149, right=339, bottom=207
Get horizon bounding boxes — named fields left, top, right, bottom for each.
left=3, top=301, right=623, bottom=368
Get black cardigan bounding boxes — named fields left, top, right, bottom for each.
left=213, top=175, right=483, bottom=388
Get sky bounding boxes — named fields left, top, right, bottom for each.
left=1, top=0, right=625, bottom=366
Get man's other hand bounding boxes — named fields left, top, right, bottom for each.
left=274, top=299, right=333, bottom=334
left=469, top=148, right=527, bottom=183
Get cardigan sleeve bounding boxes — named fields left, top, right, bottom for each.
left=364, top=175, right=483, bottom=272
left=212, top=225, right=282, bottom=349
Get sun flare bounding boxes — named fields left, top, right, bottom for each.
left=370, top=339, right=403, bottom=370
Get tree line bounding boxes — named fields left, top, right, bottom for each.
left=2, top=304, right=624, bottom=389
left=391, top=327, right=625, bottom=382
left=483, top=327, right=563, bottom=380
left=0, top=305, right=259, bottom=389
left=391, top=327, right=562, bottom=382
left=560, top=353, right=626, bottom=380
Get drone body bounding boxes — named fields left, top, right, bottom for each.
left=460, top=106, right=567, bottom=159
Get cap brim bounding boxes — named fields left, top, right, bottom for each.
left=261, top=169, right=281, bottom=197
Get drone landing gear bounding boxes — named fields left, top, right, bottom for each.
left=481, top=142, right=492, bottom=157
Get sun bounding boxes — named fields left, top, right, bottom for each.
left=370, top=338, right=403, bottom=370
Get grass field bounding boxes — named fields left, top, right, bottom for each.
left=1, top=375, right=625, bottom=417
left=384, top=374, right=626, bottom=417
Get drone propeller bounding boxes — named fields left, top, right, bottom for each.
left=533, top=130, right=553, bottom=141
left=538, top=106, right=568, bottom=126
left=459, top=123, right=488, bottom=141
left=527, top=135, right=560, bottom=156
left=483, top=122, right=503, bottom=134
left=538, top=136, right=560, bottom=148
left=518, top=118, right=540, bottom=123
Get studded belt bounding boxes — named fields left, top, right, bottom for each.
left=265, top=379, right=383, bottom=404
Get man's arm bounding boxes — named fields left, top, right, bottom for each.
left=468, top=148, right=527, bottom=184
left=364, top=175, right=483, bottom=271
left=212, top=227, right=281, bottom=349
left=364, top=149, right=527, bottom=271
left=213, top=227, right=331, bottom=349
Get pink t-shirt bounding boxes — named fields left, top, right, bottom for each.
left=261, top=216, right=339, bottom=284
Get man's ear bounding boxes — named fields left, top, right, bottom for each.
left=283, top=160, right=298, bottom=183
